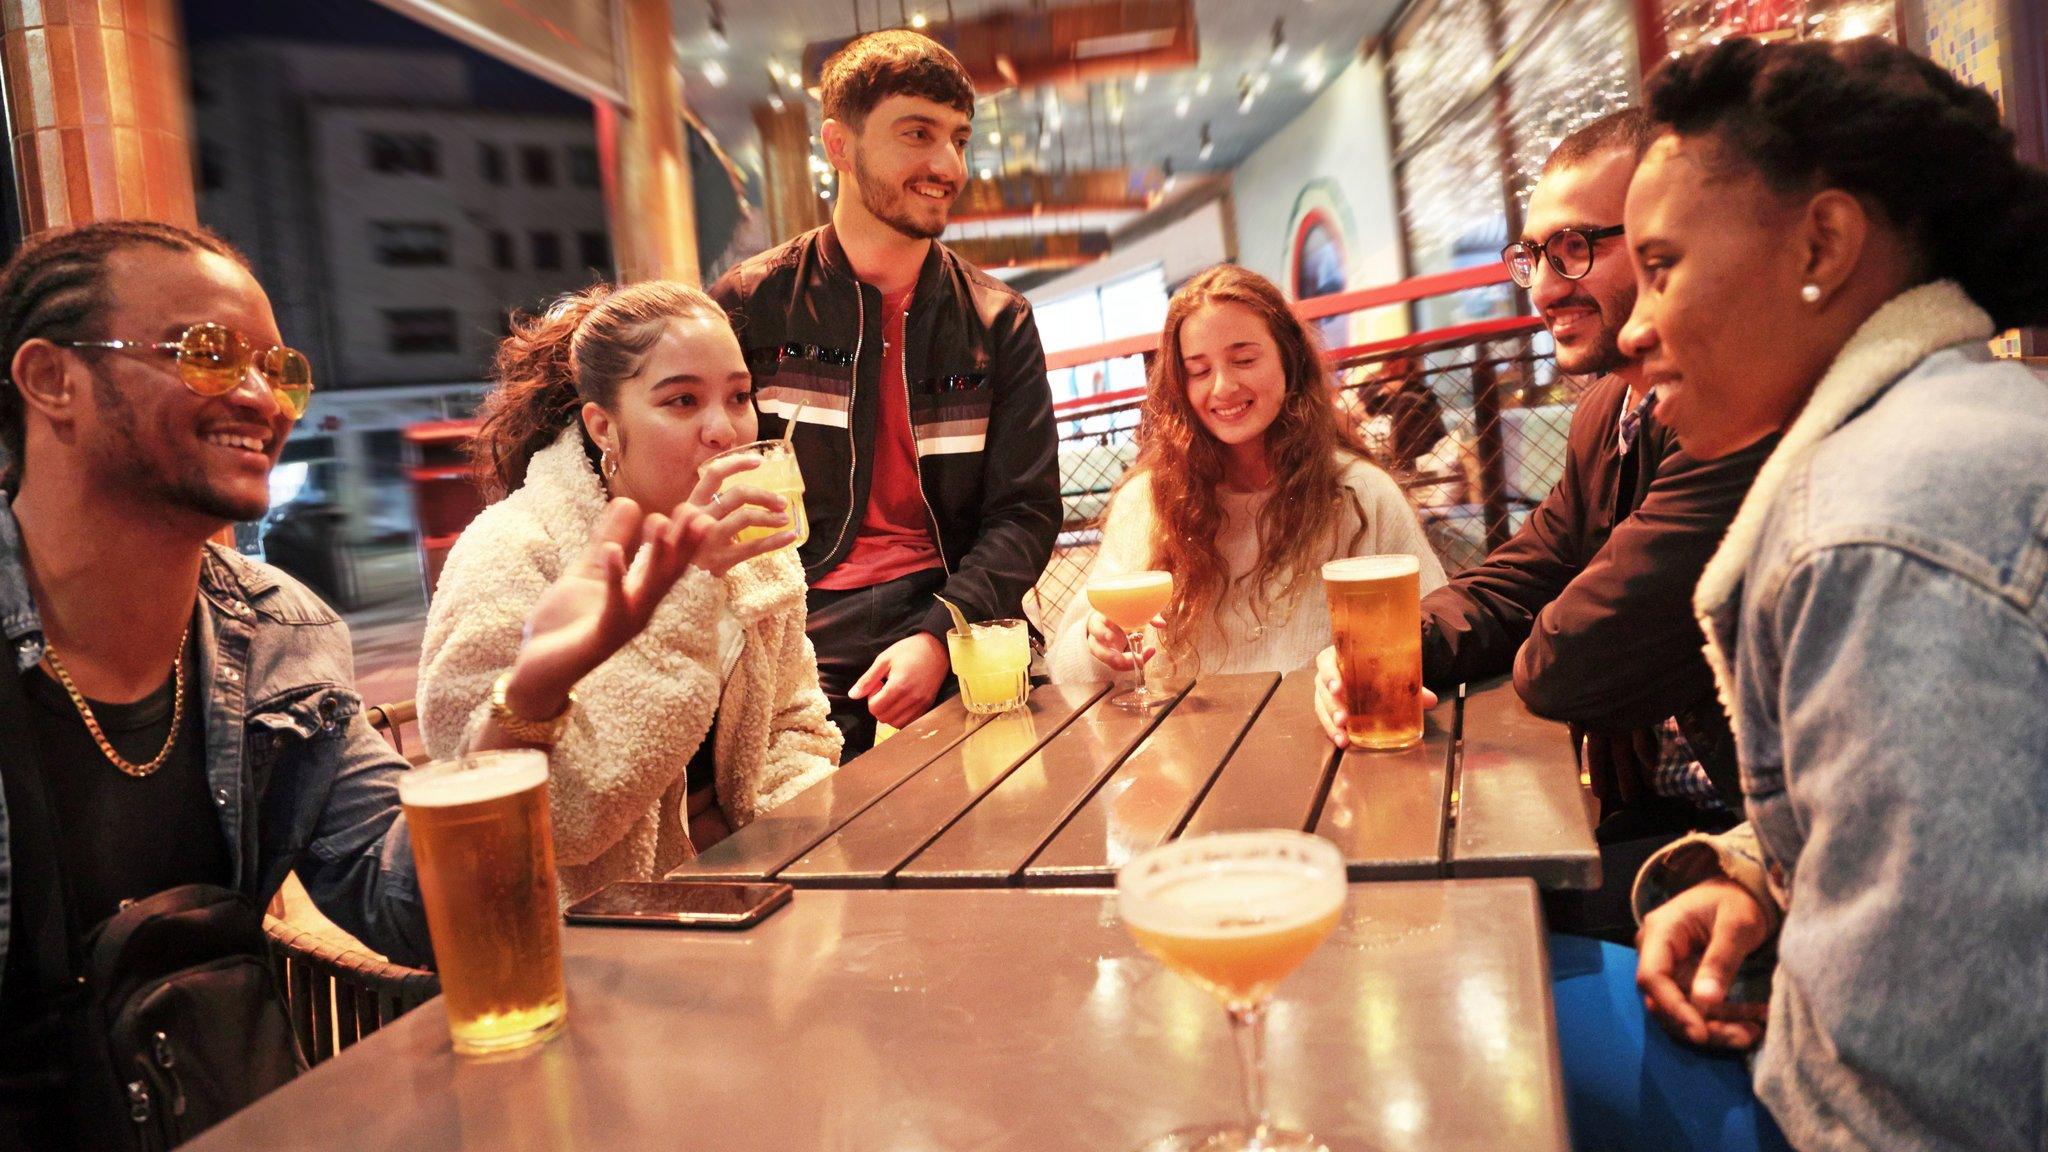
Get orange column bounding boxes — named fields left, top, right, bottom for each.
left=597, top=0, right=698, bottom=284
left=2, top=0, right=197, bottom=232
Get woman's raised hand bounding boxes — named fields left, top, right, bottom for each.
left=501, top=497, right=718, bottom=722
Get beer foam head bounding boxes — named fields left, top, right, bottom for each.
left=1322, top=554, right=1420, bottom=583
left=397, top=749, right=549, bottom=808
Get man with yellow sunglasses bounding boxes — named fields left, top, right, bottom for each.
left=0, top=221, right=732, bottom=1145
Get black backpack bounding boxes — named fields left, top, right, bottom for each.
left=3, top=671, right=305, bottom=1151
left=63, top=885, right=305, bottom=1150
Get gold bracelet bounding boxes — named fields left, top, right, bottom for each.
left=490, top=671, right=575, bottom=747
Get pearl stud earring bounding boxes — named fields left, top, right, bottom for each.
left=1800, top=284, right=1822, bottom=304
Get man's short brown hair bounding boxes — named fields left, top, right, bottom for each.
left=1542, top=107, right=1656, bottom=175
left=819, top=29, right=975, bottom=131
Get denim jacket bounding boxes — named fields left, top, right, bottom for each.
left=0, top=499, right=432, bottom=984
left=1636, top=283, right=2048, bottom=1152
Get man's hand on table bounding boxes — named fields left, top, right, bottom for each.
left=1575, top=726, right=1659, bottom=814
left=852, top=631, right=950, bottom=730
left=1313, top=645, right=1439, bottom=750
left=1636, top=877, right=1772, bottom=1051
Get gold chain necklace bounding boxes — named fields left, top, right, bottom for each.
left=41, top=624, right=192, bottom=778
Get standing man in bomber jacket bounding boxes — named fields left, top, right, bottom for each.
left=712, top=30, right=1060, bottom=756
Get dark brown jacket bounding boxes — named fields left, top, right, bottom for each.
left=1421, top=374, right=1772, bottom=802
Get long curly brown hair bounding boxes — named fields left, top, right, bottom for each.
left=1126, top=265, right=1378, bottom=670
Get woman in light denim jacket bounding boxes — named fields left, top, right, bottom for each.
left=1608, top=36, right=2048, bottom=1152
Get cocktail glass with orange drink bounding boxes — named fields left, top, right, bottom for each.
left=1085, top=570, right=1174, bottom=711
left=1117, top=830, right=1346, bottom=1152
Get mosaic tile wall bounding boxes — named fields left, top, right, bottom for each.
left=1922, top=0, right=2010, bottom=110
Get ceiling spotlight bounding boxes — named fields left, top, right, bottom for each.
left=1269, top=19, right=1287, bottom=64
left=1237, top=78, right=1256, bottom=114
left=703, top=59, right=728, bottom=88
left=1174, top=95, right=1192, bottom=118
left=707, top=0, right=728, bottom=51
left=979, top=166, right=993, bottom=180
left=910, top=11, right=928, bottom=28
left=1133, top=71, right=1149, bottom=94
left=1195, top=73, right=1212, bottom=96
left=988, top=130, right=1002, bottom=146
left=1198, top=123, right=1213, bottom=160
left=1252, top=72, right=1271, bottom=96
left=767, top=92, right=786, bottom=112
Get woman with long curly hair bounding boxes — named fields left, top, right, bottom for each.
left=1048, top=265, right=1445, bottom=684
left=417, top=282, right=841, bottom=907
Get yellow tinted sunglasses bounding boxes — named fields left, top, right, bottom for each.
left=59, top=322, right=315, bottom=419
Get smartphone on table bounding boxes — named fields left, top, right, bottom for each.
left=563, top=881, right=793, bottom=930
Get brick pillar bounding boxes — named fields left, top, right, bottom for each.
left=596, top=0, right=698, bottom=284
left=753, top=97, right=827, bottom=246
left=2, top=0, right=197, bottom=232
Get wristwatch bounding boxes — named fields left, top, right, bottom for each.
left=490, top=671, right=575, bottom=747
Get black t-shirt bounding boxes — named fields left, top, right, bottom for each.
left=0, top=636, right=226, bottom=1147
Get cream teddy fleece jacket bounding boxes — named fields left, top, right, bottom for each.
left=417, top=429, right=841, bottom=905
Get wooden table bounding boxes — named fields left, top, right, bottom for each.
left=673, top=673, right=1599, bottom=891
left=190, top=881, right=1571, bottom=1152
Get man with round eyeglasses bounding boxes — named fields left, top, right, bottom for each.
left=1315, top=108, right=1774, bottom=939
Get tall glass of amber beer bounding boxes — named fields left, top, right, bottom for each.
left=398, top=749, right=567, bottom=1055
left=1321, top=555, right=1424, bottom=750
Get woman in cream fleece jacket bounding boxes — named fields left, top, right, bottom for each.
left=418, top=281, right=840, bottom=905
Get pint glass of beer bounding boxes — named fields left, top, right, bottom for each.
left=1321, top=555, right=1424, bottom=751
left=398, top=750, right=567, bottom=1055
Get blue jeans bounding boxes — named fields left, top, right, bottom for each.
left=1550, top=934, right=1793, bottom=1152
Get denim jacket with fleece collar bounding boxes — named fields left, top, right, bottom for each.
left=1633, top=282, right=2048, bottom=1152
left=0, top=497, right=432, bottom=985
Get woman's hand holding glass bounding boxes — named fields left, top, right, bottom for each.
left=1085, top=609, right=1161, bottom=672
left=686, top=452, right=798, bottom=577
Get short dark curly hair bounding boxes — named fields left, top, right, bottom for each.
left=819, top=29, right=974, bottom=132
left=0, top=220, right=247, bottom=489
left=1544, top=107, right=1656, bottom=175
left=1646, top=36, right=2048, bottom=331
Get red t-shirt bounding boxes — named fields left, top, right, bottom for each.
left=813, top=285, right=945, bottom=590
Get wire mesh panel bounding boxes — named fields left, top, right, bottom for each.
left=1027, top=393, right=1145, bottom=635
left=1036, top=320, right=1583, bottom=619
left=1331, top=323, right=1579, bottom=574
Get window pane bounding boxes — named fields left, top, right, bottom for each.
left=384, top=309, right=459, bottom=354
left=530, top=231, right=563, bottom=271
left=1034, top=290, right=1108, bottom=356
left=1097, top=266, right=1168, bottom=343
left=521, top=145, right=556, bottom=186
left=370, top=221, right=451, bottom=267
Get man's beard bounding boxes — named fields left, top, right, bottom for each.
left=1548, top=292, right=1632, bottom=378
left=852, top=149, right=948, bottom=241
left=89, top=371, right=270, bottom=524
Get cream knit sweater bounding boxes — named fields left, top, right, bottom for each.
left=1048, top=455, right=1447, bottom=683
left=417, top=429, right=841, bottom=905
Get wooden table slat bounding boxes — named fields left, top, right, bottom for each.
left=1179, top=669, right=1339, bottom=838
left=1450, top=682, right=1600, bottom=889
left=666, top=693, right=983, bottom=882
left=893, top=678, right=1194, bottom=888
left=1311, top=707, right=1454, bottom=880
left=777, top=682, right=1106, bottom=886
left=1021, top=673, right=1279, bottom=887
